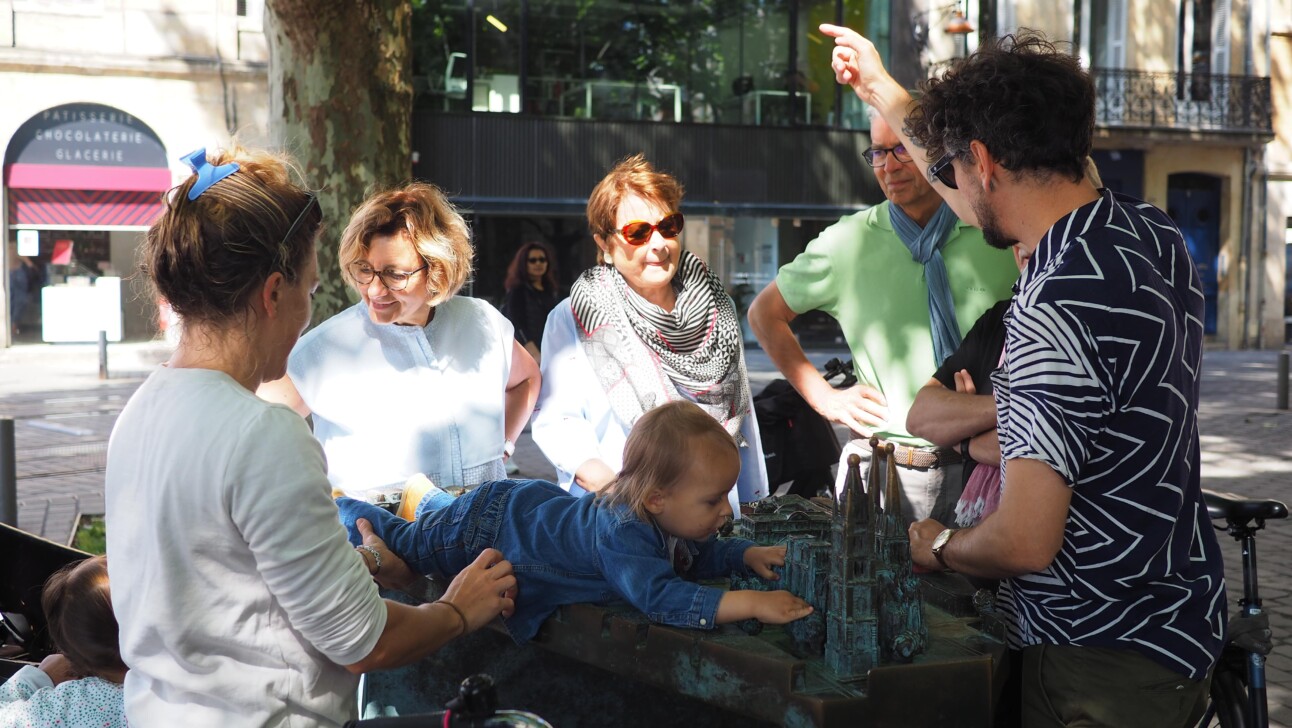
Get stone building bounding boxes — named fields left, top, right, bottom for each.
left=0, top=0, right=268, bottom=346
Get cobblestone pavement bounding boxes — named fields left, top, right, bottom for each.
left=2, top=340, right=1290, bottom=723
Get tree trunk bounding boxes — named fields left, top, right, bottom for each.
left=264, top=0, right=412, bottom=322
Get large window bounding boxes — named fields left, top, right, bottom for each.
left=413, top=0, right=886, bottom=128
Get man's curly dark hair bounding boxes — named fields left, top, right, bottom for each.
left=905, top=32, right=1094, bottom=183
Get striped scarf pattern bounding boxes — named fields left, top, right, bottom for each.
left=569, top=251, right=749, bottom=443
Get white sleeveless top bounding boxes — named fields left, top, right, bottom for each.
left=288, top=297, right=514, bottom=495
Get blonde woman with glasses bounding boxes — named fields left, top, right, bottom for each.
left=260, top=182, right=540, bottom=498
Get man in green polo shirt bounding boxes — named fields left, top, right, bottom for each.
left=748, top=113, right=1017, bottom=525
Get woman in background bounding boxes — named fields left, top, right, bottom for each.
left=501, top=239, right=559, bottom=365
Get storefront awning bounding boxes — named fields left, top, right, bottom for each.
left=8, top=187, right=163, bottom=227
left=5, top=103, right=170, bottom=228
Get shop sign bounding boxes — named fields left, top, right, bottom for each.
left=8, top=103, right=166, bottom=168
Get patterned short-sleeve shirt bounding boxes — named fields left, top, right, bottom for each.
left=992, top=189, right=1226, bottom=680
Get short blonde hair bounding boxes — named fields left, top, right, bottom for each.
left=585, top=154, right=684, bottom=265
left=599, top=401, right=739, bottom=520
left=338, top=182, right=473, bottom=306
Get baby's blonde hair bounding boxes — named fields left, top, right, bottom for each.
left=599, top=401, right=739, bottom=520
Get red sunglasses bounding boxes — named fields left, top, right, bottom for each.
left=615, top=213, right=684, bottom=245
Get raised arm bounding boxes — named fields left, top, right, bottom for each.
left=819, top=23, right=977, bottom=227
left=748, top=281, right=888, bottom=437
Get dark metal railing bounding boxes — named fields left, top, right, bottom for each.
left=1091, top=68, right=1273, bottom=135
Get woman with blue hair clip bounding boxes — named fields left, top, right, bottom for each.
left=104, top=146, right=517, bottom=727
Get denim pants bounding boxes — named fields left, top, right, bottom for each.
left=336, top=481, right=510, bottom=580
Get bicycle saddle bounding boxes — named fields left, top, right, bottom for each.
left=1202, top=489, right=1289, bottom=524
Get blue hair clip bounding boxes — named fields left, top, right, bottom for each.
left=181, top=147, right=240, bottom=201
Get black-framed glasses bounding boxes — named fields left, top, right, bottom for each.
left=928, top=153, right=959, bottom=189
left=615, top=213, right=684, bottom=245
left=348, top=261, right=429, bottom=291
left=863, top=144, right=913, bottom=167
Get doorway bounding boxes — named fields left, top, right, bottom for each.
left=1167, top=173, right=1222, bottom=334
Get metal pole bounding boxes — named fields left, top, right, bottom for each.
left=98, top=330, right=108, bottom=380
left=0, top=418, right=16, bottom=527
left=1277, top=351, right=1289, bottom=410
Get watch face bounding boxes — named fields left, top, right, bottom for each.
left=933, top=529, right=953, bottom=551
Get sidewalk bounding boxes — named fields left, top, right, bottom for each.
left=2, top=341, right=1290, bottom=723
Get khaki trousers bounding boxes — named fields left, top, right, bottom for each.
left=1020, top=644, right=1210, bottom=728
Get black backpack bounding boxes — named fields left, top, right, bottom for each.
left=753, top=360, right=851, bottom=498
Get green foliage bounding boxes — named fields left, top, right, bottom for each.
left=73, top=514, right=107, bottom=555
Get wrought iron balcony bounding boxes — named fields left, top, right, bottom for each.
left=1091, top=68, right=1272, bottom=136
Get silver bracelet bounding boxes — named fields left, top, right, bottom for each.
left=356, top=544, right=382, bottom=575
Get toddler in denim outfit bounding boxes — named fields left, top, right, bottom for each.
left=337, top=401, right=813, bottom=643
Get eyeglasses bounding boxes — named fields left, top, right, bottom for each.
left=614, top=213, right=684, bottom=245
left=527, top=256, right=547, bottom=264
left=863, top=144, right=913, bottom=167
left=348, top=261, right=429, bottom=291
left=928, top=153, right=959, bottom=189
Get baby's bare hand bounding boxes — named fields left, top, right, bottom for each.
left=744, top=545, right=787, bottom=579
left=754, top=590, right=814, bottom=624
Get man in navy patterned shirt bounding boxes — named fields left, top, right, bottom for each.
left=821, top=25, right=1225, bottom=727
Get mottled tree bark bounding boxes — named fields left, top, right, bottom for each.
left=265, top=0, right=412, bottom=321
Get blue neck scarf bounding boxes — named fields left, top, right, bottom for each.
left=889, top=202, right=961, bottom=365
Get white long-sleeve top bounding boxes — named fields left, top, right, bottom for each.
left=532, top=300, right=768, bottom=506
left=106, top=367, right=387, bottom=727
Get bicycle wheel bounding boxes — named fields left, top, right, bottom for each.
left=1199, top=667, right=1248, bottom=728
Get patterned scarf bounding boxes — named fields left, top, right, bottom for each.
left=569, top=250, right=749, bottom=444
left=889, top=202, right=962, bottom=365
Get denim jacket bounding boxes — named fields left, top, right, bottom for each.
left=339, top=479, right=757, bottom=644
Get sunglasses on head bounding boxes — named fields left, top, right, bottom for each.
left=614, top=213, right=684, bottom=245
left=928, top=153, right=959, bottom=190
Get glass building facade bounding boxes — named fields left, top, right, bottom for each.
left=416, top=1, right=884, bottom=129
left=413, top=1, right=891, bottom=345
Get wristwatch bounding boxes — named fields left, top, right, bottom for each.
left=930, top=528, right=958, bottom=571
left=503, top=439, right=516, bottom=459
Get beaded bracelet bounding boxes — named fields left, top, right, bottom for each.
left=356, top=544, right=382, bottom=575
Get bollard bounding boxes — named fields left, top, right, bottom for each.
left=1279, top=351, right=1289, bottom=411
left=0, top=418, right=16, bottom=527
left=98, top=330, right=108, bottom=380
